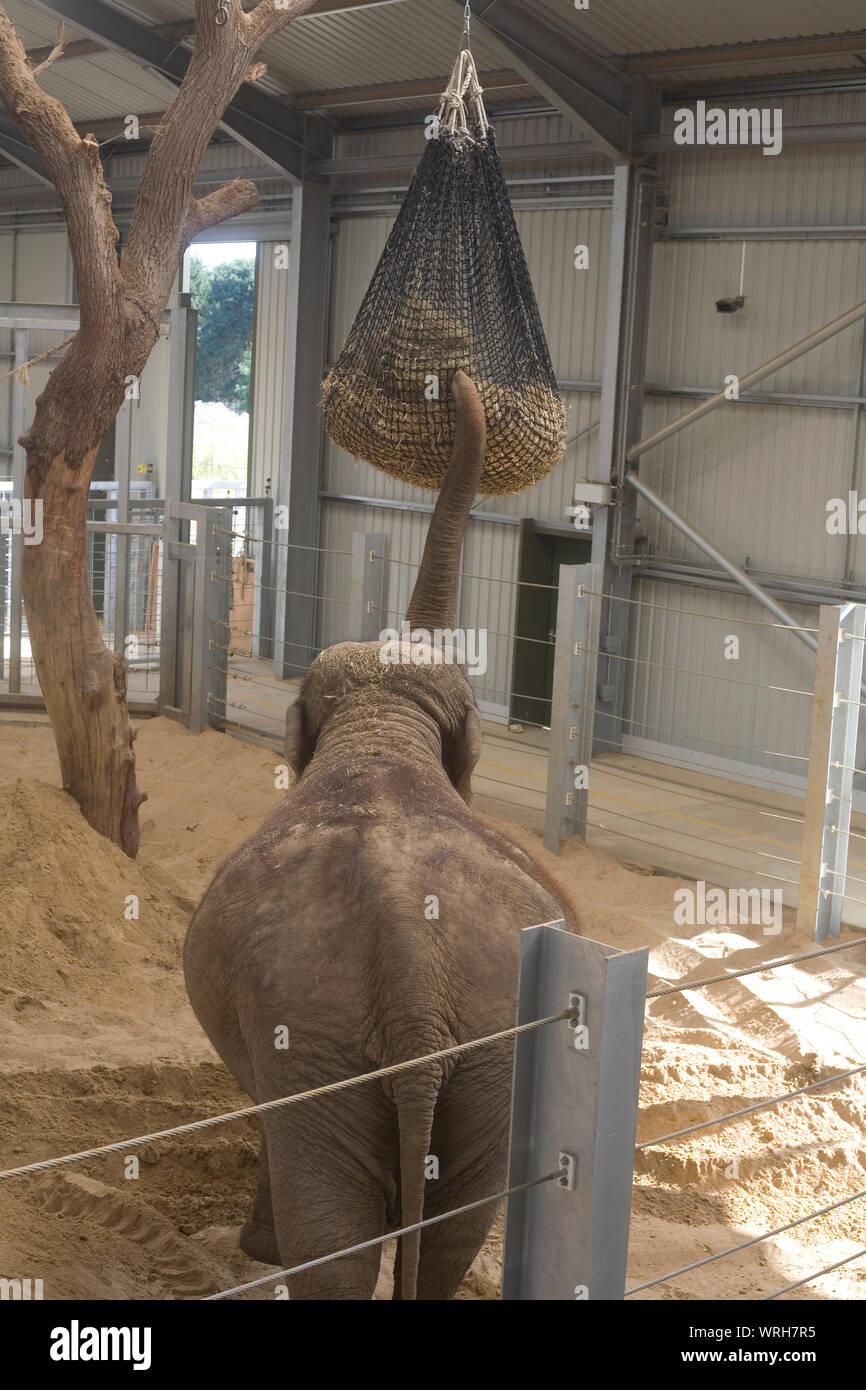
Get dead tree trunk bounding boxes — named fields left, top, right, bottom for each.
left=0, top=0, right=317, bottom=856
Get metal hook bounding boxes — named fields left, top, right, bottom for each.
left=215, top=1, right=228, bottom=26
left=460, top=1, right=471, bottom=50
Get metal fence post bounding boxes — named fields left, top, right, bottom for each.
left=0, top=525, right=6, bottom=680
left=544, top=563, right=603, bottom=853
left=8, top=327, right=28, bottom=693
left=112, top=399, right=133, bottom=655
left=797, top=602, right=866, bottom=941
left=501, top=921, right=647, bottom=1301
left=196, top=505, right=232, bottom=736
left=349, top=532, right=387, bottom=643
left=159, top=304, right=196, bottom=714
left=253, top=497, right=275, bottom=661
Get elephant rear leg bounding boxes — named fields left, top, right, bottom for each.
left=263, top=1096, right=398, bottom=1301
left=415, top=1057, right=511, bottom=1301
left=241, top=1129, right=280, bottom=1266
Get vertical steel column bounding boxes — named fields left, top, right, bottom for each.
left=253, top=497, right=275, bottom=661
left=544, top=563, right=603, bottom=853
left=159, top=302, right=196, bottom=713
left=501, top=922, right=648, bottom=1301
left=274, top=182, right=331, bottom=679
left=348, top=532, right=387, bottom=643
left=8, top=327, right=27, bottom=693
left=590, top=162, right=659, bottom=755
left=0, top=523, right=6, bottom=680
left=199, top=504, right=232, bottom=735
left=113, top=398, right=133, bottom=655
left=797, top=603, right=866, bottom=941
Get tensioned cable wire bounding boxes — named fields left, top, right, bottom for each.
left=625, top=1186, right=866, bottom=1295
left=636, top=1062, right=866, bottom=1151
left=210, top=575, right=350, bottom=606
left=593, top=709, right=809, bottom=763
left=586, top=644, right=814, bottom=698
left=646, top=933, right=866, bottom=998
left=588, top=795, right=803, bottom=866
left=373, top=604, right=554, bottom=648
left=0, top=1009, right=573, bottom=1182
left=587, top=756, right=807, bottom=822
left=372, top=552, right=559, bottom=591
left=213, top=528, right=352, bottom=558
left=578, top=586, right=820, bottom=634
left=204, top=1171, right=558, bottom=1300
left=584, top=818, right=801, bottom=889
left=762, top=1246, right=866, bottom=1299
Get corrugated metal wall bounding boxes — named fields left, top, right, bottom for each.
left=623, top=92, right=866, bottom=784
left=320, top=92, right=866, bottom=768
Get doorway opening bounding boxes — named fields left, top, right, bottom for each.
left=510, top=519, right=591, bottom=728
left=187, top=241, right=256, bottom=499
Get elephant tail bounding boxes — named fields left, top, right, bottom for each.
left=391, top=1067, right=440, bottom=1300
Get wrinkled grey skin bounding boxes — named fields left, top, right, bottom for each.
left=184, top=374, right=574, bottom=1299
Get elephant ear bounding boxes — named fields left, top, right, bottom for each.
left=443, top=704, right=482, bottom=805
left=285, top=697, right=316, bottom=780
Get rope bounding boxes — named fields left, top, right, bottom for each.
left=625, top=1185, right=866, bottom=1295
left=0, top=333, right=75, bottom=386
left=204, top=1170, right=558, bottom=1300
left=762, top=1246, right=866, bottom=1299
left=438, top=42, right=489, bottom=146
left=636, top=1062, right=866, bottom=1151
left=0, top=1008, right=573, bottom=1183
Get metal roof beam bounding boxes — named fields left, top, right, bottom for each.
left=313, top=137, right=600, bottom=176
left=459, top=0, right=635, bottom=163
left=24, top=19, right=192, bottom=66
left=29, top=0, right=331, bottom=181
left=0, top=112, right=52, bottom=185
left=284, top=68, right=527, bottom=108
left=626, top=29, right=866, bottom=74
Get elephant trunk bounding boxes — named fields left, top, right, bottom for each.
left=404, top=371, right=486, bottom=632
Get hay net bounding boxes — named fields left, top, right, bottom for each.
left=321, top=34, right=566, bottom=497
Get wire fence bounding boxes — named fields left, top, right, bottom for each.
left=192, top=520, right=866, bottom=931
left=0, top=489, right=164, bottom=699
left=2, top=928, right=862, bottom=1300
left=630, top=930, right=866, bottom=1300
left=0, top=1001, right=577, bottom=1301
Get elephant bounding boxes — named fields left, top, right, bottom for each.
left=184, top=372, right=575, bottom=1299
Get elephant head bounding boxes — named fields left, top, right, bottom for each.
left=285, top=370, right=486, bottom=802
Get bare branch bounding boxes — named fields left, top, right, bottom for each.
left=182, top=179, right=259, bottom=242
left=122, top=0, right=314, bottom=315
left=31, top=19, right=64, bottom=77
left=0, top=5, right=120, bottom=322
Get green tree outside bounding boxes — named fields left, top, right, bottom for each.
left=189, top=255, right=255, bottom=413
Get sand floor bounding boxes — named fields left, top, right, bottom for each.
left=0, top=714, right=864, bottom=1300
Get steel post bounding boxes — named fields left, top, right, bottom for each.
left=797, top=603, right=866, bottom=940
left=274, top=182, right=331, bottom=679
left=348, top=532, right=387, bottom=643
left=544, top=563, right=603, bottom=853
left=501, top=922, right=648, bottom=1301
left=8, top=327, right=27, bottom=693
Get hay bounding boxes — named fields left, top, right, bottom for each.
left=320, top=75, right=566, bottom=498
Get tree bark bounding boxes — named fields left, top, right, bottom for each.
left=0, top=0, right=317, bottom=856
